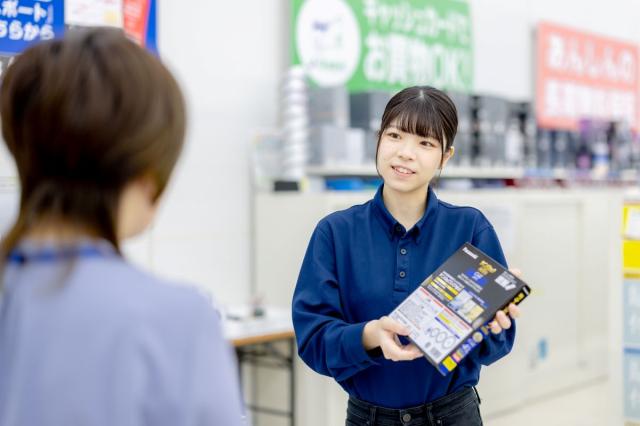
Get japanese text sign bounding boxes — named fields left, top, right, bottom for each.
left=123, top=0, right=156, bottom=52
left=292, top=0, right=473, bottom=93
left=0, top=0, right=64, bottom=55
left=536, top=21, right=639, bottom=131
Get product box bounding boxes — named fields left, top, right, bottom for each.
left=309, top=86, right=350, bottom=127
left=631, top=132, right=640, bottom=170
left=349, top=91, right=392, bottom=131
left=512, top=102, right=537, bottom=169
left=473, top=95, right=511, bottom=167
left=536, top=129, right=553, bottom=169
left=363, top=129, right=378, bottom=162
left=308, top=125, right=365, bottom=166
left=608, top=121, right=634, bottom=171
left=504, top=116, right=524, bottom=167
left=389, top=243, right=531, bottom=375
left=447, top=92, right=473, bottom=166
left=550, top=131, right=575, bottom=170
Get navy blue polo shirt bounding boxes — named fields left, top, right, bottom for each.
left=292, top=184, right=515, bottom=409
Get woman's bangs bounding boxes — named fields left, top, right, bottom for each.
left=387, top=101, right=445, bottom=143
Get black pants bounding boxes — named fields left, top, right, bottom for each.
left=345, top=387, right=482, bottom=426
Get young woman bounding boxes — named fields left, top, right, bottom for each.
left=292, top=86, right=521, bottom=425
left=0, top=29, right=244, bottom=425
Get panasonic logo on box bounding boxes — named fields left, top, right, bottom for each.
left=462, top=246, right=478, bottom=259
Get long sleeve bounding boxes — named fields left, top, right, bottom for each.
left=292, top=223, right=379, bottom=383
left=467, top=224, right=516, bottom=366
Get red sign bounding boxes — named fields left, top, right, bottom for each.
left=535, top=21, right=639, bottom=131
left=123, top=0, right=150, bottom=47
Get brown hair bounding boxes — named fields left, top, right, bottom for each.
left=0, top=28, right=186, bottom=258
left=376, top=86, right=458, bottom=167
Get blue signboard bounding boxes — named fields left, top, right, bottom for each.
left=0, top=0, right=64, bottom=55
left=144, top=0, right=156, bottom=54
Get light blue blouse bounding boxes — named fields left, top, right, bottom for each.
left=0, top=240, right=245, bottom=425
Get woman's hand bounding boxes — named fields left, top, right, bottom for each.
left=362, top=316, right=423, bottom=361
left=489, top=268, right=523, bottom=334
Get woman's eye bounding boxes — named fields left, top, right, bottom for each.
left=388, top=132, right=400, bottom=139
left=421, top=140, right=434, bottom=147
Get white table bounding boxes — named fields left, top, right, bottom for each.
left=223, top=306, right=296, bottom=425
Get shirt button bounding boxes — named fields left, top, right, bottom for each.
left=402, top=413, right=412, bottom=422
left=400, top=248, right=407, bottom=255
left=395, top=224, right=403, bottom=234
left=399, top=271, right=406, bottom=278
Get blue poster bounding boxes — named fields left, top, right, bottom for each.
left=0, top=0, right=65, bottom=55
left=144, top=0, right=156, bottom=54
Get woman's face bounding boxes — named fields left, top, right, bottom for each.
left=376, top=124, right=452, bottom=197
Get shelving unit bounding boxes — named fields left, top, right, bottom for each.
left=305, top=164, right=639, bottom=183
left=622, top=198, right=640, bottom=425
left=306, top=164, right=524, bottom=179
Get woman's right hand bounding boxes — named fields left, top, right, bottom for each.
left=362, top=316, right=424, bottom=361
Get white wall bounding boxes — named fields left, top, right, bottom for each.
left=471, top=0, right=640, bottom=100
left=146, top=1, right=289, bottom=303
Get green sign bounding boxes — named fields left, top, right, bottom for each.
left=292, top=0, right=473, bottom=92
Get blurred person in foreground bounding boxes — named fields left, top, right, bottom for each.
left=0, top=28, right=244, bottom=425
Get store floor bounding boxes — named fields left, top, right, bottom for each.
left=484, top=378, right=608, bottom=426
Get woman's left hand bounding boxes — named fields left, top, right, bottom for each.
left=489, top=268, right=523, bottom=334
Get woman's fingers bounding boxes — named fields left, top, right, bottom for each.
left=379, top=316, right=409, bottom=336
left=404, top=343, right=424, bottom=359
left=380, top=330, right=422, bottom=361
left=490, top=310, right=513, bottom=334
left=508, top=303, right=521, bottom=319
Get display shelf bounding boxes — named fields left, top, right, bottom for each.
left=305, top=164, right=639, bottom=182
left=306, top=164, right=525, bottom=179
left=305, top=164, right=378, bottom=177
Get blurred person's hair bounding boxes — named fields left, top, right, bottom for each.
left=0, top=28, right=186, bottom=258
left=376, top=86, right=458, bottom=168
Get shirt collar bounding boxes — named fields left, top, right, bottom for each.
left=372, top=184, right=439, bottom=242
left=7, top=238, right=117, bottom=264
